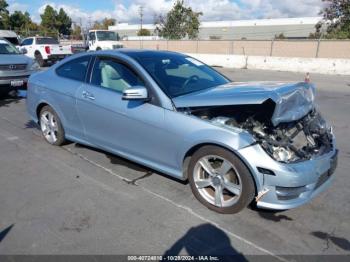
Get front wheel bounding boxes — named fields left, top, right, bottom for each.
left=188, top=145, right=255, bottom=214
left=39, top=106, right=66, bottom=146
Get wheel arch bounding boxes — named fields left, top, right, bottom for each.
left=182, top=142, right=258, bottom=196
left=35, top=102, right=67, bottom=134
left=36, top=102, right=49, bottom=122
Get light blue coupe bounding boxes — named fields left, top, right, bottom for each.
left=26, top=50, right=337, bottom=214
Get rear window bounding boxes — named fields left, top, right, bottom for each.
left=4, top=37, right=19, bottom=46
left=56, top=56, right=91, bottom=82
left=36, top=37, right=59, bottom=45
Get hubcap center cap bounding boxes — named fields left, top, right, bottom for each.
left=212, top=176, right=222, bottom=186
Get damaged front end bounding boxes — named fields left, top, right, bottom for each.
left=181, top=100, right=333, bottom=164
left=175, top=80, right=336, bottom=209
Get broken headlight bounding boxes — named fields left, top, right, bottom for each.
left=272, top=146, right=295, bottom=162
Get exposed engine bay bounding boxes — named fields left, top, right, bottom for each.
left=182, top=100, right=333, bottom=163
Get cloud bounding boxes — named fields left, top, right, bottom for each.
left=38, top=2, right=113, bottom=25
left=247, top=0, right=325, bottom=19
left=36, top=0, right=325, bottom=26
left=8, top=2, right=28, bottom=14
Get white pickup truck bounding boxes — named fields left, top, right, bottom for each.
left=20, top=37, right=72, bottom=67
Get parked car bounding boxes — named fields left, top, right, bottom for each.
left=0, top=30, right=20, bottom=46
left=26, top=50, right=337, bottom=214
left=0, top=38, right=40, bottom=96
left=19, top=36, right=72, bottom=67
left=88, top=30, right=123, bottom=51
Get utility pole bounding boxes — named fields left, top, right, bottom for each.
left=88, top=16, right=92, bottom=30
left=79, top=17, right=85, bottom=44
left=139, top=5, right=144, bottom=32
left=139, top=5, right=144, bottom=48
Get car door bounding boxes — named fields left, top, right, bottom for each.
left=88, top=32, right=96, bottom=50
left=20, top=38, right=34, bottom=58
left=76, top=56, right=173, bottom=168
left=52, top=55, right=92, bottom=139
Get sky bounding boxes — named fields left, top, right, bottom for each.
left=6, top=0, right=326, bottom=25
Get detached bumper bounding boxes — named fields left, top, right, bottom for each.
left=238, top=140, right=338, bottom=210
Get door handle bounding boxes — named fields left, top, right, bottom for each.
left=82, top=91, right=95, bottom=100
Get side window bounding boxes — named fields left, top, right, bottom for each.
left=56, top=56, right=90, bottom=82
left=89, top=32, right=96, bottom=41
left=91, top=57, right=144, bottom=93
left=21, top=38, right=33, bottom=46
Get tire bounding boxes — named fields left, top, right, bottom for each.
left=96, top=47, right=102, bottom=51
left=188, top=145, right=255, bottom=214
left=39, top=106, right=66, bottom=146
left=35, top=52, right=45, bottom=67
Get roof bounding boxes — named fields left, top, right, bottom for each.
left=98, top=49, right=184, bottom=58
left=89, top=29, right=114, bottom=32
left=0, top=30, right=18, bottom=38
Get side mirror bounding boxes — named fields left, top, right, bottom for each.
left=122, top=86, right=149, bottom=101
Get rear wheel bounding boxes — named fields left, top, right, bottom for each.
left=35, top=52, right=45, bottom=67
left=188, top=145, right=255, bottom=214
left=39, top=106, right=66, bottom=146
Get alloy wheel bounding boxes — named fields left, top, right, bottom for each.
left=193, top=155, right=242, bottom=208
left=40, top=111, right=59, bottom=144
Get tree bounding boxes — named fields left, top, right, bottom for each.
left=93, top=18, right=115, bottom=30
left=72, top=24, right=82, bottom=40
left=56, top=8, right=72, bottom=35
left=40, top=5, right=58, bottom=31
left=0, top=0, right=9, bottom=29
left=154, top=0, right=202, bottom=39
left=9, top=11, right=31, bottom=30
left=209, top=35, right=221, bottom=40
left=102, top=18, right=115, bottom=29
left=317, top=0, right=350, bottom=39
left=137, top=28, right=151, bottom=36
left=274, top=33, right=286, bottom=39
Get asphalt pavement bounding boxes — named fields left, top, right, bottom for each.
left=0, top=69, right=349, bottom=259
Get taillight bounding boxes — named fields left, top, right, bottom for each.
left=45, top=46, right=51, bottom=54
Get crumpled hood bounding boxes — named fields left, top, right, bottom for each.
left=173, top=81, right=315, bottom=126
left=0, top=54, right=33, bottom=65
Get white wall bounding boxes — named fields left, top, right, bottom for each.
left=187, top=53, right=350, bottom=75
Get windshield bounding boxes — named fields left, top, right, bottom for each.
left=36, top=37, right=59, bottom=45
left=132, top=53, right=230, bottom=98
left=96, top=31, right=119, bottom=41
left=0, top=40, right=20, bottom=54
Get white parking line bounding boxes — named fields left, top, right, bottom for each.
left=6, top=136, right=19, bottom=141
left=0, top=118, right=288, bottom=261
left=64, top=147, right=288, bottom=261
